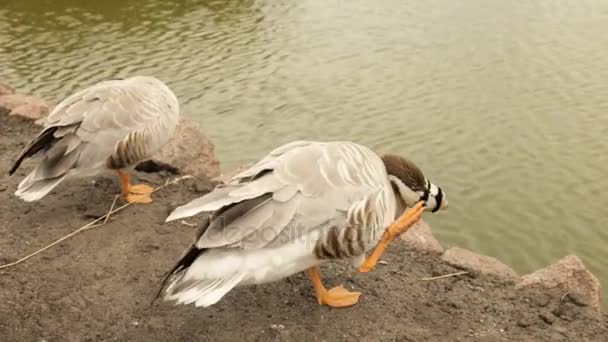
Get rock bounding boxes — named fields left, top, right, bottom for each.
left=152, top=118, right=221, bottom=178
left=532, top=293, right=551, bottom=307
left=515, top=255, right=602, bottom=313
left=10, top=103, right=50, bottom=122
left=0, top=94, right=49, bottom=121
left=441, top=247, right=520, bottom=282
left=0, top=80, right=15, bottom=96
left=400, top=219, right=444, bottom=254
left=539, top=310, right=556, bottom=325
left=516, top=313, right=535, bottom=328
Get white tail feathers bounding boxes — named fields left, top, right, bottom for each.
left=14, top=174, right=66, bottom=202
left=164, top=273, right=244, bottom=307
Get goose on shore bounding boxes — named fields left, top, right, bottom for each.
left=157, top=140, right=447, bottom=308
left=8, top=76, right=179, bottom=204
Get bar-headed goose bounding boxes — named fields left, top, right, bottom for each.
left=158, top=140, right=447, bottom=308
left=9, top=76, right=179, bottom=204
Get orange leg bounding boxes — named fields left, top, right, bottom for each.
left=359, top=201, right=425, bottom=273
left=306, top=267, right=361, bottom=308
left=117, top=170, right=154, bottom=204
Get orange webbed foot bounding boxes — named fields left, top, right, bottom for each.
left=117, top=171, right=154, bottom=204
left=124, top=183, right=154, bottom=204
left=307, top=267, right=362, bottom=308
left=317, top=285, right=362, bottom=308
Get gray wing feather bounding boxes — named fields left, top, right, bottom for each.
left=166, top=175, right=285, bottom=222
left=230, top=140, right=313, bottom=182
left=167, top=141, right=390, bottom=250
left=197, top=198, right=276, bottom=249
left=272, top=184, right=298, bottom=202
left=228, top=173, right=285, bottom=198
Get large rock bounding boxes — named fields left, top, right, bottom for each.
left=0, top=94, right=49, bottom=121
left=400, top=220, right=444, bottom=254
left=0, top=81, right=14, bottom=96
left=153, top=118, right=221, bottom=178
left=515, top=255, right=602, bottom=313
left=11, top=103, right=50, bottom=122
left=441, top=247, right=520, bottom=282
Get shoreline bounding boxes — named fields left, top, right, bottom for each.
left=1, top=83, right=605, bottom=341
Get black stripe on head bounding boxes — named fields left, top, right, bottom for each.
left=432, top=187, right=444, bottom=213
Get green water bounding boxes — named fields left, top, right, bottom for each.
left=2, top=0, right=607, bottom=303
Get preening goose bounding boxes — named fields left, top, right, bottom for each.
left=157, top=140, right=447, bottom=308
left=9, top=76, right=179, bottom=204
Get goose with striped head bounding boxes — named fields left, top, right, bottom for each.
left=8, top=76, right=179, bottom=204
left=158, top=140, right=447, bottom=308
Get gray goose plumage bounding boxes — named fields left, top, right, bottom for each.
left=9, top=76, right=179, bottom=203
left=158, top=140, right=447, bottom=308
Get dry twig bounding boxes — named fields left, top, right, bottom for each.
left=420, top=271, right=469, bottom=281
left=0, top=175, right=193, bottom=271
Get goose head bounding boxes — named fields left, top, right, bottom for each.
left=381, top=154, right=448, bottom=215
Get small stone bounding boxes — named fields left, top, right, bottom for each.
left=566, top=291, right=590, bottom=307
left=193, top=177, right=213, bottom=193
left=552, top=325, right=568, bottom=336
left=467, top=284, right=485, bottom=292
left=552, top=305, right=563, bottom=317
left=532, top=293, right=552, bottom=307
left=539, top=311, right=556, bottom=325
left=269, top=324, right=285, bottom=330
left=378, top=260, right=389, bottom=265
left=517, top=315, right=534, bottom=328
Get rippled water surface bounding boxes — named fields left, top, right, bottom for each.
left=1, top=0, right=607, bottom=302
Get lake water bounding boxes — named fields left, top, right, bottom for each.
left=1, top=0, right=607, bottom=303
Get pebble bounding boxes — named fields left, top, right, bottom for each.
left=539, top=311, right=556, bottom=325
left=533, top=293, right=551, bottom=307
left=516, top=314, right=535, bottom=328
left=566, top=292, right=589, bottom=307
left=93, top=270, right=106, bottom=280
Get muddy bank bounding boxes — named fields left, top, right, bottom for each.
left=1, top=108, right=607, bottom=341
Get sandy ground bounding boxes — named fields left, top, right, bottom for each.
left=1, top=115, right=607, bottom=342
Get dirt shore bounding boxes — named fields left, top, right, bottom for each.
left=1, top=115, right=606, bottom=342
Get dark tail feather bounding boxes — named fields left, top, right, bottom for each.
left=150, top=243, right=204, bottom=305
left=149, top=196, right=270, bottom=306
left=9, top=127, right=58, bottom=175
left=150, top=215, right=211, bottom=306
